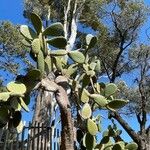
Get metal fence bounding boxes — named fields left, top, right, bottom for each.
left=0, top=122, right=60, bottom=150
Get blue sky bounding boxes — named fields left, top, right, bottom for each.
left=0, top=0, right=150, bottom=143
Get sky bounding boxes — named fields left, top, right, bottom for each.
left=0, top=0, right=150, bottom=143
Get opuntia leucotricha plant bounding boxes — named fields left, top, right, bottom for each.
left=0, top=12, right=132, bottom=149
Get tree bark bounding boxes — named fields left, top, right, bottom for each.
left=55, top=86, right=74, bottom=150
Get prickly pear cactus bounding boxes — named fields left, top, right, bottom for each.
left=0, top=12, right=131, bottom=149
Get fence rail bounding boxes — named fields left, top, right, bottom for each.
left=0, top=122, right=60, bottom=150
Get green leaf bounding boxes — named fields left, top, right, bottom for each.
left=19, top=97, right=30, bottom=112
left=50, top=50, right=68, bottom=56
left=81, top=89, right=90, bottom=103
left=125, top=142, right=138, bottom=150
left=105, top=83, right=118, bottom=97
left=80, top=103, right=92, bottom=119
left=47, top=36, right=67, bottom=49
left=7, top=81, right=26, bottom=94
left=87, top=119, right=98, bottom=136
left=30, top=13, right=42, bottom=34
left=68, top=50, right=85, bottom=64
left=83, top=133, right=96, bottom=150
left=0, top=92, right=11, bottom=101
left=43, top=22, right=64, bottom=36
left=107, top=99, right=129, bottom=110
left=86, top=34, right=97, bottom=49
left=90, top=94, right=108, bottom=107
left=20, top=25, right=37, bottom=40
left=31, top=38, right=41, bottom=54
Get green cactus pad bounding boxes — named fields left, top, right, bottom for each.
left=112, top=144, right=122, bottom=150
left=80, top=103, right=92, bottom=119
left=12, top=111, right=22, bottom=127
left=0, top=107, right=9, bottom=124
left=47, top=36, right=67, bottom=49
left=114, top=141, right=125, bottom=150
left=90, top=94, right=108, bottom=107
left=16, top=120, right=24, bottom=133
left=68, top=50, right=85, bottom=64
left=10, top=97, right=22, bottom=111
left=83, top=133, right=96, bottom=150
left=43, top=22, right=64, bottom=36
left=81, top=89, right=90, bottom=103
left=86, top=34, right=97, bottom=49
left=31, top=38, right=41, bottom=54
left=50, top=50, right=68, bottom=56
left=87, top=119, right=98, bottom=135
left=104, top=83, right=118, bottom=97
left=125, top=142, right=138, bottom=150
left=30, top=13, right=42, bottom=34
left=21, top=39, right=31, bottom=47
left=86, top=70, right=95, bottom=77
left=26, top=69, right=41, bottom=81
left=37, top=50, right=45, bottom=74
left=101, top=136, right=110, bottom=144
left=7, top=81, right=26, bottom=94
left=54, top=57, right=63, bottom=71
left=89, top=62, right=96, bottom=70
left=0, top=92, right=11, bottom=101
left=95, top=60, right=101, bottom=72
left=65, top=64, right=78, bottom=77
left=107, top=99, right=129, bottom=110
left=103, top=130, right=109, bottom=137
left=20, top=25, right=37, bottom=40
left=19, top=97, right=29, bottom=112
left=45, top=56, right=52, bottom=73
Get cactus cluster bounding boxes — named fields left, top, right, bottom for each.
left=0, top=12, right=134, bottom=149
left=0, top=69, right=41, bottom=133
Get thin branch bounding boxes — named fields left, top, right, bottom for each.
left=64, top=0, right=71, bottom=39
left=109, top=112, right=141, bottom=144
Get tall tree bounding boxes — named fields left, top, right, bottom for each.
left=22, top=0, right=150, bottom=149
left=0, top=21, right=31, bottom=81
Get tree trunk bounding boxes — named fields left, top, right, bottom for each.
left=31, top=89, right=53, bottom=150
left=55, top=86, right=74, bottom=150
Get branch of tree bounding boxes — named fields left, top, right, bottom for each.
left=109, top=112, right=141, bottom=144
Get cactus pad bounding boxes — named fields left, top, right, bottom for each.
left=104, top=83, right=118, bottom=97
left=7, top=81, right=26, bottom=94
left=68, top=50, right=85, bottom=64
left=87, top=119, right=98, bottom=135
left=43, top=22, right=64, bottom=36
left=90, top=94, right=108, bottom=107
left=31, top=38, right=41, bottom=54
left=20, top=25, right=37, bottom=40
left=0, top=92, right=11, bottom=101
left=47, top=36, right=67, bottom=49
left=80, top=103, right=92, bottom=119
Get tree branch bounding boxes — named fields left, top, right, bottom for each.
left=109, top=112, right=141, bottom=144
